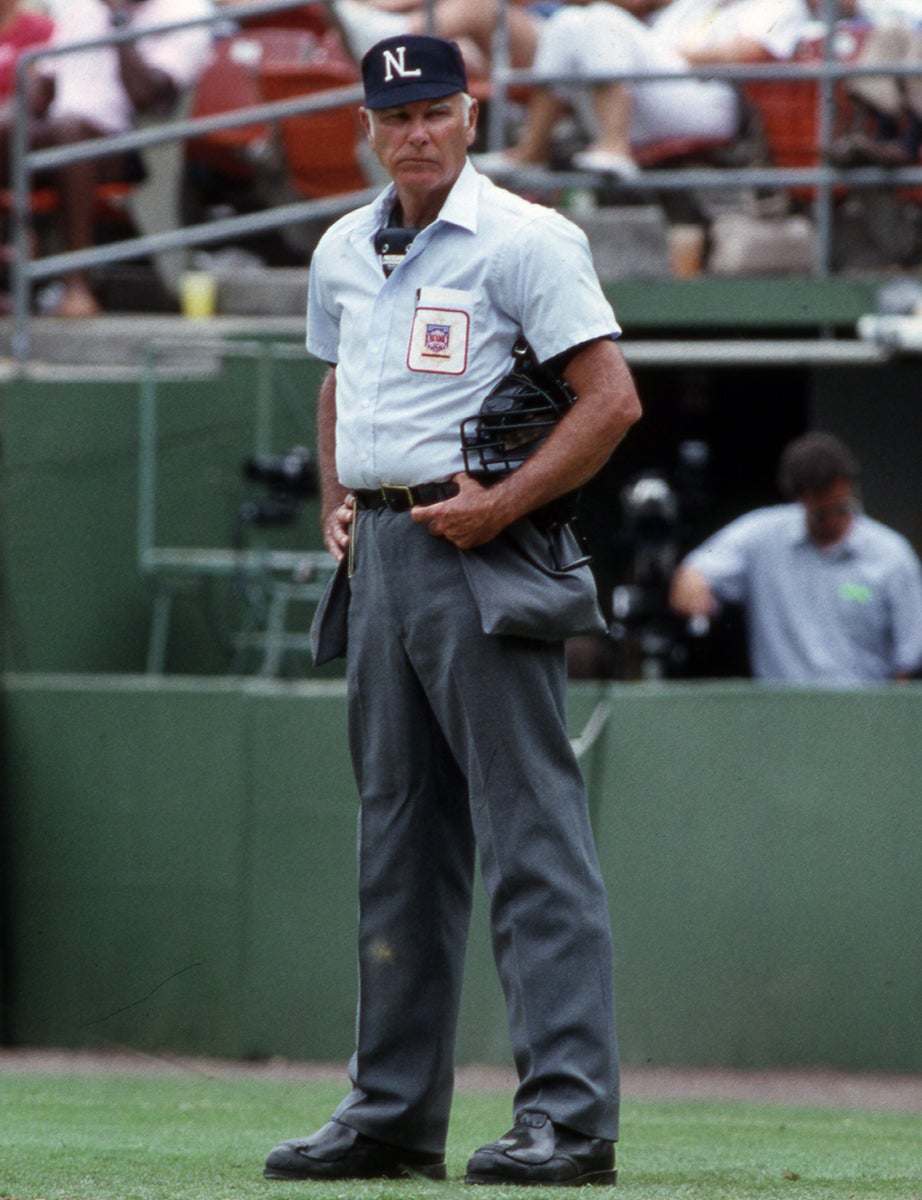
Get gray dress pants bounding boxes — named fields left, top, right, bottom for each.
left=332, top=507, right=619, bottom=1154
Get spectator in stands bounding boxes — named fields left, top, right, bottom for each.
left=0, top=0, right=53, bottom=104
left=0, top=0, right=213, bottom=317
left=0, top=0, right=54, bottom=309
left=823, top=0, right=922, bottom=165
left=669, top=431, right=922, bottom=683
left=477, top=0, right=811, bottom=181
left=330, top=0, right=544, bottom=76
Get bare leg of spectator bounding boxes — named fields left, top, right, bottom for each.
left=334, top=0, right=539, bottom=73
left=52, top=152, right=102, bottom=318
left=1, top=110, right=143, bottom=318
left=584, top=82, right=634, bottom=160
left=407, top=0, right=541, bottom=71
left=36, top=115, right=112, bottom=317
left=501, top=89, right=569, bottom=164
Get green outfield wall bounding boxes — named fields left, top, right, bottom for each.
left=2, top=674, right=920, bottom=1073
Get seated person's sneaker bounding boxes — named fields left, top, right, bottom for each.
left=570, top=148, right=641, bottom=181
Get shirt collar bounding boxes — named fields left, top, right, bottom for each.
left=358, top=157, right=481, bottom=243
left=789, top=505, right=861, bottom=560
left=434, top=159, right=481, bottom=234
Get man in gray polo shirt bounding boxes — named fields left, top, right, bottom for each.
left=670, top=431, right=922, bottom=683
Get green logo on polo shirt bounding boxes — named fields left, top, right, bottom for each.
left=839, top=583, right=872, bottom=604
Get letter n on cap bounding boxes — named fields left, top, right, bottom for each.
left=383, top=46, right=422, bottom=81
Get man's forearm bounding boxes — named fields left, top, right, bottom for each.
left=317, top=367, right=352, bottom=560
left=102, top=1, right=178, bottom=114
left=318, top=368, right=347, bottom=506
left=411, top=337, right=642, bottom=550
left=492, top=339, right=641, bottom=522
left=117, top=50, right=177, bottom=114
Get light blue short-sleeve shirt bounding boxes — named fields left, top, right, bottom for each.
left=307, top=160, right=620, bottom=490
left=685, top=504, right=922, bottom=682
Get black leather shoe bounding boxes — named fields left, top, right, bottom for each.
left=465, top=1111, right=616, bottom=1186
left=263, top=1119, right=446, bottom=1181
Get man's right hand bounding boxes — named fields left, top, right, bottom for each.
left=669, top=564, right=717, bottom=619
left=323, top=494, right=355, bottom=562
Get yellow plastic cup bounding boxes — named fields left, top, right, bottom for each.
left=179, top=270, right=218, bottom=318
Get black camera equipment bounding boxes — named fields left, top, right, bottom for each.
left=240, top=446, right=318, bottom=525
left=610, top=441, right=710, bottom=679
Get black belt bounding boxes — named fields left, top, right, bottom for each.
left=354, top=481, right=459, bottom=512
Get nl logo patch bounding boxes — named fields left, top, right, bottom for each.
left=408, top=288, right=471, bottom=374
left=424, top=322, right=452, bottom=355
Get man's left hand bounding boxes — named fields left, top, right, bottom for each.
left=410, top=473, right=506, bottom=549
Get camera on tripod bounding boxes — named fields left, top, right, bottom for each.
left=610, top=440, right=710, bottom=679
left=240, top=446, right=318, bottom=525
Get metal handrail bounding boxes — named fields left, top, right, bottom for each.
left=7, top=0, right=922, bottom=361
left=483, top=0, right=922, bottom=278
left=8, top=0, right=373, bottom=360
left=137, top=335, right=336, bottom=675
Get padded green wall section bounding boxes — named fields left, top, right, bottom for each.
left=0, top=354, right=328, bottom=676
left=594, top=686, right=922, bottom=1071
left=3, top=675, right=920, bottom=1072
left=2, top=343, right=921, bottom=1071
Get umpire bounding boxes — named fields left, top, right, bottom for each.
left=263, top=34, right=642, bottom=1187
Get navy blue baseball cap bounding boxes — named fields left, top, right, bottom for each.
left=361, top=34, right=468, bottom=110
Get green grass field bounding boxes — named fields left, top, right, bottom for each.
left=0, top=1068, right=919, bottom=1200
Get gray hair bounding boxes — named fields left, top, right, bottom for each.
left=366, top=92, right=474, bottom=133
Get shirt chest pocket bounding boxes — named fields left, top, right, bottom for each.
left=835, top=577, right=888, bottom=649
left=407, top=286, right=474, bottom=375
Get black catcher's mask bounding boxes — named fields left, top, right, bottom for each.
left=461, top=340, right=576, bottom=478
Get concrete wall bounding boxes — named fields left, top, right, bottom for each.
left=3, top=674, right=919, bottom=1072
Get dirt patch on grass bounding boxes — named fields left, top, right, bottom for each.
left=1, top=1049, right=920, bottom=1112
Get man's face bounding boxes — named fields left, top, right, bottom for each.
left=801, top=478, right=857, bottom=547
left=360, top=93, right=477, bottom=199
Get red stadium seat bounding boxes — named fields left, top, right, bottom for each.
left=257, top=33, right=368, bottom=199
left=186, top=31, right=278, bottom=178
left=237, top=2, right=330, bottom=39
left=743, top=22, right=873, bottom=198
left=634, top=135, right=736, bottom=168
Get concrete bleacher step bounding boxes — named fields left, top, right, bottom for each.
left=0, top=267, right=309, bottom=368
left=0, top=312, right=306, bottom=371
left=179, top=205, right=672, bottom=316
left=0, top=206, right=676, bottom=368
left=95, top=260, right=312, bottom=319
left=211, top=264, right=311, bottom=316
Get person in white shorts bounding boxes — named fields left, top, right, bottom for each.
left=479, top=0, right=811, bottom=181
